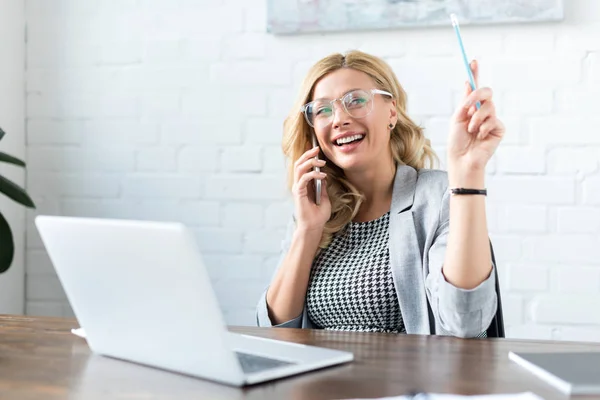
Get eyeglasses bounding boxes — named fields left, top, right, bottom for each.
left=300, top=88, right=393, bottom=128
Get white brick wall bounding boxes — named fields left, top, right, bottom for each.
left=21, top=0, right=600, bottom=341
left=0, top=0, right=25, bottom=314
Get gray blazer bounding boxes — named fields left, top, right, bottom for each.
left=256, top=165, right=498, bottom=338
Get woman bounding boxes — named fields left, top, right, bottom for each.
left=256, top=50, right=505, bottom=338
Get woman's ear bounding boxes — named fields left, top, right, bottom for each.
left=389, top=100, right=398, bottom=126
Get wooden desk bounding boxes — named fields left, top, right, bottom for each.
left=0, top=315, right=596, bottom=399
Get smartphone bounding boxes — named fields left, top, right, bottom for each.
left=312, top=135, right=322, bottom=205
left=450, top=13, right=481, bottom=110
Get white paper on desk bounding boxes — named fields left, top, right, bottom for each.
left=71, top=327, right=86, bottom=338
left=347, top=392, right=545, bottom=400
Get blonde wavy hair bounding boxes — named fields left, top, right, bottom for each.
left=282, top=50, right=438, bottom=249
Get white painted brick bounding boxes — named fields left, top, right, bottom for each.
left=27, top=41, right=98, bottom=68
left=115, top=66, right=210, bottom=91
left=532, top=295, right=600, bottom=324
left=424, top=117, right=451, bottom=145
left=502, top=294, right=524, bottom=327
left=406, top=89, right=453, bottom=116
left=27, top=148, right=135, bottom=172
left=203, top=255, right=264, bottom=282
left=163, top=121, right=243, bottom=145
left=498, top=205, right=547, bottom=233
left=180, top=39, right=222, bottom=63
left=193, top=229, right=243, bottom=253
left=82, top=120, right=160, bottom=146
left=265, top=202, right=293, bottom=228
left=550, top=267, right=600, bottom=293
left=267, top=88, right=295, bottom=119
left=240, top=0, right=267, bottom=31
left=28, top=93, right=139, bottom=118
left=210, top=62, right=292, bottom=86
left=530, top=117, right=600, bottom=145
left=487, top=177, right=575, bottom=205
left=221, top=146, right=262, bottom=172
left=498, top=117, right=522, bottom=145
left=504, top=31, right=555, bottom=55
left=98, top=42, right=142, bottom=65
left=386, top=58, right=464, bottom=93
left=143, top=40, right=182, bottom=64
left=555, top=89, right=600, bottom=115
left=153, top=7, right=243, bottom=37
left=222, top=34, right=266, bottom=60
left=487, top=58, right=581, bottom=89
left=245, top=118, right=283, bottom=144
left=523, top=235, right=600, bottom=265
left=27, top=275, right=66, bottom=301
left=60, top=199, right=132, bottom=219
left=557, top=207, right=600, bottom=234
left=507, top=325, right=553, bottom=340
left=136, top=147, right=177, bottom=171
left=26, top=250, right=55, bottom=276
left=553, top=327, right=600, bottom=343
left=123, top=175, right=203, bottom=199
left=206, top=174, right=286, bottom=200
left=547, top=148, right=599, bottom=176
left=26, top=301, right=63, bottom=317
left=26, top=68, right=116, bottom=94
left=181, top=88, right=267, bottom=118
left=244, top=229, right=285, bottom=254
left=263, top=146, right=286, bottom=173
left=222, top=203, right=263, bottom=229
left=27, top=120, right=83, bottom=145
left=496, top=147, right=545, bottom=174
left=488, top=235, right=523, bottom=264
left=139, top=91, right=180, bottom=119
left=582, top=177, right=600, bottom=205
left=508, top=265, right=549, bottom=292
left=28, top=174, right=120, bottom=198
left=178, top=201, right=220, bottom=227
left=177, top=147, right=219, bottom=173
left=556, top=26, right=600, bottom=54
left=503, top=90, right=553, bottom=116
left=262, top=255, right=281, bottom=281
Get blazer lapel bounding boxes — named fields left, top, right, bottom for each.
left=388, top=165, right=430, bottom=335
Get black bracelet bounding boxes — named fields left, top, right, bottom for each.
left=450, top=188, right=487, bottom=196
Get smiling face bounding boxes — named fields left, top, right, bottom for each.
left=309, top=68, right=397, bottom=173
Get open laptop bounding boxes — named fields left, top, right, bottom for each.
left=34, top=215, right=353, bottom=387
left=509, top=351, right=600, bottom=395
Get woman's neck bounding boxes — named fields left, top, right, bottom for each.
left=345, top=159, right=396, bottom=223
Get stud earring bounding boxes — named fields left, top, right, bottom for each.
left=388, top=123, right=394, bottom=129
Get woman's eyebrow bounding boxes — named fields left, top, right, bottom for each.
left=312, top=88, right=362, bottom=102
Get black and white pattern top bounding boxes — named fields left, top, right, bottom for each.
left=306, top=211, right=406, bottom=333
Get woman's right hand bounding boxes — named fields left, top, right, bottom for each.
left=292, top=146, right=332, bottom=234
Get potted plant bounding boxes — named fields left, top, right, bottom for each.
left=0, top=126, right=35, bottom=273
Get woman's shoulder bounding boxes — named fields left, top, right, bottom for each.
left=415, top=168, right=449, bottom=196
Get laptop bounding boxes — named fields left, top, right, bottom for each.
left=509, top=351, right=600, bottom=395
left=34, top=215, right=353, bottom=387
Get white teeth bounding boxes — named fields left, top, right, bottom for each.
left=336, top=134, right=364, bottom=146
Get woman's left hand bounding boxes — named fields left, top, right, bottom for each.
left=448, top=60, right=505, bottom=174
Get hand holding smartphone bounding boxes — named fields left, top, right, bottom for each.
left=312, top=135, right=322, bottom=205
left=450, top=13, right=481, bottom=110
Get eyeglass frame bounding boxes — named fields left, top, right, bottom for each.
left=300, top=88, right=394, bottom=128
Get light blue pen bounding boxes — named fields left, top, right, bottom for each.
left=450, top=13, right=480, bottom=110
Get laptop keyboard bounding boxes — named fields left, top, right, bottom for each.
left=234, top=351, right=295, bottom=374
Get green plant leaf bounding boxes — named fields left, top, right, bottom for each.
left=0, top=127, right=5, bottom=142
left=0, top=212, right=14, bottom=273
left=0, top=176, right=36, bottom=208
left=0, top=152, right=25, bottom=167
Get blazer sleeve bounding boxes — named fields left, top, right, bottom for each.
left=424, top=189, right=498, bottom=338
left=255, top=215, right=304, bottom=328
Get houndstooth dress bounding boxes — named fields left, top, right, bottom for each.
left=306, top=211, right=406, bottom=334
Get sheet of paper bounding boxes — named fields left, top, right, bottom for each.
left=71, top=327, right=86, bottom=338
